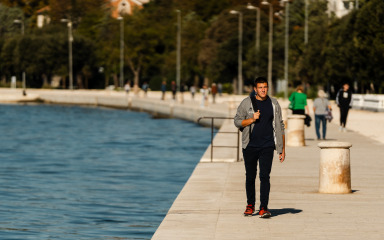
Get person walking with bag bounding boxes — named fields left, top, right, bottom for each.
left=313, top=90, right=332, bottom=140
left=234, top=77, right=285, bottom=218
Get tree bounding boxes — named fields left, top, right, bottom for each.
left=354, top=0, right=384, bottom=93
left=122, top=1, right=175, bottom=92
left=286, top=0, right=329, bottom=90
left=323, top=13, right=357, bottom=95
left=0, top=3, right=24, bottom=37
left=178, top=12, right=207, bottom=87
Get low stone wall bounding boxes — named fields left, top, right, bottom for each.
left=352, top=94, right=384, bottom=112
left=37, top=90, right=229, bottom=128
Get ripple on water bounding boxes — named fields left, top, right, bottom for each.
left=0, top=104, right=211, bottom=239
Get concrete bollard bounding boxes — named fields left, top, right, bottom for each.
left=287, top=115, right=306, bottom=147
left=318, top=142, right=352, bottom=194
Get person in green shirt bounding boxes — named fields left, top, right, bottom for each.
left=289, top=85, right=309, bottom=115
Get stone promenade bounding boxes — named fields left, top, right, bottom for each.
left=148, top=92, right=384, bottom=239
left=1, top=88, right=383, bottom=239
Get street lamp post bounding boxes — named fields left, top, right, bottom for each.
left=13, top=19, right=24, bottom=35
left=13, top=19, right=26, bottom=93
left=247, top=3, right=260, bottom=75
left=305, top=0, right=308, bottom=44
left=176, top=10, right=181, bottom=94
left=118, top=16, right=124, bottom=90
left=283, top=0, right=289, bottom=99
left=262, top=0, right=273, bottom=95
left=230, top=10, right=243, bottom=95
left=61, top=19, right=73, bottom=90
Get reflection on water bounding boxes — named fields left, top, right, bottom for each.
left=0, top=104, right=211, bottom=239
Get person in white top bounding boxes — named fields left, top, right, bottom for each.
left=124, top=81, right=131, bottom=94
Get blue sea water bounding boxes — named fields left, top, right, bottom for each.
left=0, top=104, right=211, bottom=239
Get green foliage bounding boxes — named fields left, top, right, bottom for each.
left=306, top=86, right=318, bottom=99
left=222, top=82, right=233, bottom=94
left=354, top=0, right=384, bottom=93
left=0, top=0, right=383, bottom=93
left=0, top=3, right=24, bottom=37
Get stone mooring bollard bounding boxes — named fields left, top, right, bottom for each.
left=287, top=115, right=306, bottom=147
left=318, top=142, right=352, bottom=194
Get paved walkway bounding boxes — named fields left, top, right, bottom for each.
left=1, top=88, right=383, bottom=239
left=150, top=93, right=384, bottom=239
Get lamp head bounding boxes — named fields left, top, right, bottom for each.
left=230, top=10, right=239, bottom=14
left=247, top=3, right=256, bottom=9
left=262, top=0, right=270, bottom=5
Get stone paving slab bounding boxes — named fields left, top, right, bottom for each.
left=153, top=113, right=384, bottom=240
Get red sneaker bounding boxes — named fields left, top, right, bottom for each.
left=259, top=207, right=271, bottom=218
left=244, top=204, right=254, bottom=216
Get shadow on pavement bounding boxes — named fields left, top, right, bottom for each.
left=270, top=208, right=303, bottom=217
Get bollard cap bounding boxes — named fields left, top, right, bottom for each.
left=287, top=115, right=306, bottom=119
left=317, top=141, right=352, bottom=149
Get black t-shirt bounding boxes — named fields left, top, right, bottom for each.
left=248, top=96, right=275, bottom=148
left=337, top=89, right=352, bottom=108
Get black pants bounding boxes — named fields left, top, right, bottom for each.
left=243, top=146, right=274, bottom=209
left=339, top=106, right=350, bottom=127
left=292, top=109, right=305, bottom=115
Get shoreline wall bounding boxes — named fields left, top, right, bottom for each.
left=0, top=89, right=234, bottom=128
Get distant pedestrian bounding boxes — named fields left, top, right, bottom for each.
left=234, top=77, right=285, bottom=218
left=336, top=83, right=352, bottom=132
left=142, top=82, right=149, bottom=96
left=313, top=90, right=332, bottom=140
left=289, top=85, right=309, bottom=115
left=171, top=81, right=177, bottom=100
left=124, top=81, right=131, bottom=94
left=211, top=83, right=218, bottom=103
left=161, top=81, right=166, bottom=100
left=218, top=83, right=223, bottom=96
left=190, top=85, right=196, bottom=100
left=200, top=84, right=208, bottom=107
left=180, top=83, right=185, bottom=103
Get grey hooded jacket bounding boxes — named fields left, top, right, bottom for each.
left=234, top=96, right=285, bottom=153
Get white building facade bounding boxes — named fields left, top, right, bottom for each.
left=328, top=0, right=358, bottom=18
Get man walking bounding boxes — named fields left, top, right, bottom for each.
left=336, top=83, right=352, bottom=132
left=234, top=77, right=285, bottom=218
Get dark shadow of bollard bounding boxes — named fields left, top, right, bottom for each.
left=269, top=208, right=303, bottom=217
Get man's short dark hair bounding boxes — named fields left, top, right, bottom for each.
left=254, top=77, right=268, bottom=87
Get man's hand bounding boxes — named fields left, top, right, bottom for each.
left=279, top=152, right=285, bottom=163
left=253, top=110, right=260, bottom=122
left=241, top=110, right=261, bottom=127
